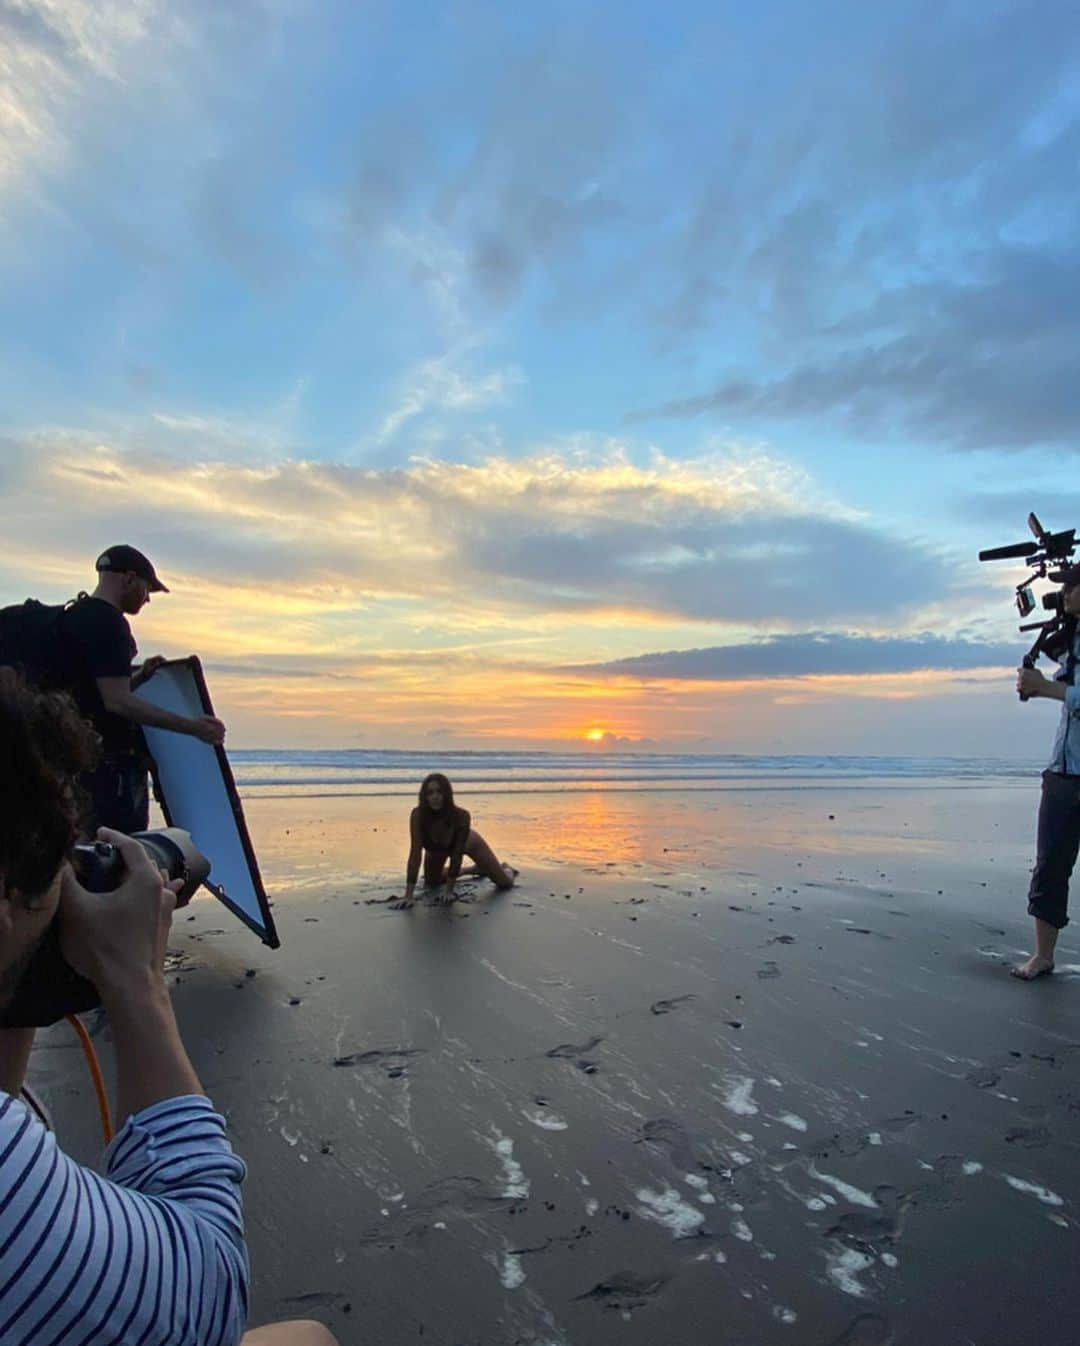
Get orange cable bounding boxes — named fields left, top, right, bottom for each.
left=65, top=1013, right=113, bottom=1144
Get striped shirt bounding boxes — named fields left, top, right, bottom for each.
left=0, top=1092, right=249, bottom=1346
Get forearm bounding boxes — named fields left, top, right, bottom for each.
left=105, top=688, right=196, bottom=734
left=0, top=1026, right=36, bottom=1095
left=102, top=974, right=204, bottom=1126
left=445, top=846, right=465, bottom=890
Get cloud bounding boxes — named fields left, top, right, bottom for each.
left=0, top=433, right=952, bottom=630
left=0, top=0, right=158, bottom=195
left=7, top=1, right=1077, bottom=463
left=569, top=632, right=1023, bottom=681
left=587, top=730, right=658, bottom=750
left=377, top=353, right=525, bottom=443
left=631, top=247, right=1080, bottom=449
left=339, top=15, right=634, bottom=314
left=624, top=5, right=1080, bottom=449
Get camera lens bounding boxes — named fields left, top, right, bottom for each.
left=132, top=828, right=211, bottom=905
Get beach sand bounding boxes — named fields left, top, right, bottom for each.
left=30, top=779, right=1080, bottom=1344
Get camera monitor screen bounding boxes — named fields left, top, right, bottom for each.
left=136, top=657, right=280, bottom=948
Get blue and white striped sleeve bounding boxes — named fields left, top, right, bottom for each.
left=0, top=1092, right=249, bottom=1346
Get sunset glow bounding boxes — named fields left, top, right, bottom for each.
left=0, top=2, right=1068, bottom=759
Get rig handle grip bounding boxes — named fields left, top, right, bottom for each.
left=1019, top=653, right=1034, bottom=702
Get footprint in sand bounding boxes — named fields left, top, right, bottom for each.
left=1005, top=1125, right=1051, bottom=1148
left=332, top=1048, right=425, bottom=1078
left=827, top=1313, right=893, bottom=1346
left=546, top=1036, right=604, bottom=1059
left=574, top=1271, right=670, bottom=1314
left=650, top=995, right=698, bottom=1015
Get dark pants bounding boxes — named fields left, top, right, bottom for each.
left=1027, top=769, right=1080, bottom=930
left=81, top=756, right=150, bottom=836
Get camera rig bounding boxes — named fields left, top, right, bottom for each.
left=978, top=513, right=1077, bottom=698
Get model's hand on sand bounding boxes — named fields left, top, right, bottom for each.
left=389, top=894, right=415, bottom=910
left=435, top=885, right=456, bottom=906
left=58, top=830, right=183, bottom=995
left=1017, top=666, right=1052, bottom=698
left=190, top=714, right=226, bottom=745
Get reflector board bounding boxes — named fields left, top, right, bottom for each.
left=136, top=657, right=279, bottom=947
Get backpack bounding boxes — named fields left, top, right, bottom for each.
left=0, top=598, right=74, bottom=690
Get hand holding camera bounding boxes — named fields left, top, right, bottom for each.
left=59, top=830, right=184, bottom=1003
left=0, top=826, right=209, bottom=1029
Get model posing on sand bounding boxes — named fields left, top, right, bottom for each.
left=392, top=773, right=517, bottom=909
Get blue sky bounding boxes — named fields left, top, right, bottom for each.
left=1, top=0, right=1078, bottom=753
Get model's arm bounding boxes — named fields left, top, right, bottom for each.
left=443, top=810, right=471, bottom=900
left=394, top=809, right=423, bottom=908
left=97, top=674, right=226, bottom=744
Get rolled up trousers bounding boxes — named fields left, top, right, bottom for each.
left=1028, top=769, right=1080, bottom=930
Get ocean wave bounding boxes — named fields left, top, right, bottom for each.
left=227, top=750, right=1039, bottom=797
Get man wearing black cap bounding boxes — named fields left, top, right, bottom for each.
left=1012, top=564, right=1080, bottom=980
left=59, top=546, right=226, bottom=833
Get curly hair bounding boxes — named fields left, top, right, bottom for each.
left=0, top=667, right=99, bottom=904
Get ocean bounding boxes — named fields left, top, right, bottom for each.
left=229, top=749, right=1041, bottom=800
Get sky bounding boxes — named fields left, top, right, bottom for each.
left=1, top=0, right=1079, bottom=755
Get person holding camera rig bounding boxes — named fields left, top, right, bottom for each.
left=0, top=668, right=336, bottom=1346
left=1013, top=563, right=1080, bottom=980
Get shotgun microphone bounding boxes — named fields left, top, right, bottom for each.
left=978, top=541, right=1039, bottom=561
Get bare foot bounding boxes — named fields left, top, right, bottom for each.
left=1010, top=955, right=1055, bottom=980
left=502, top=864, right=518, bottom=886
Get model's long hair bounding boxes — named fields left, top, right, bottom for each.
left=417, top=773, right=466, bottom=844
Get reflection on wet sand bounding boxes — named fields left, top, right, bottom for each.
left=102, top=774, right=1079, bottom=1344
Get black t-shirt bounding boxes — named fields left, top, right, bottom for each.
left=59, top=597, right=140, bottom=756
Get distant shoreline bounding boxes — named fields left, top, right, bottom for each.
left=237, top=777, right=1038, bottom=800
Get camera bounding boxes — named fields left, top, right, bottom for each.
left=0, top=828, right=209, bottom=1029
left=979, top=513, right=1078, bottom=696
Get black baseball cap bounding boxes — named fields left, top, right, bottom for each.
left=95, top=545, right=169, bottom=593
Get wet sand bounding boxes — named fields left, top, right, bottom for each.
left=31, top=780, right=1080, bottom=1345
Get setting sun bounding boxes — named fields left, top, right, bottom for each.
left=585, top=728, right=606, bottom=741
